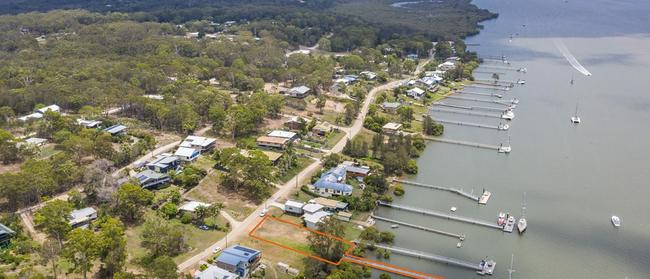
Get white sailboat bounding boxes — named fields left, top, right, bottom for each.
left=499, top=131, right=512, bottom=153
left=518, top=192, right=528, bottom=234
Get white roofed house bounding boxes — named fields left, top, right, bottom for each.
left=36, top=104, right=61, bottom=114
left=382, top=122, right=403, bottom=135
left=146, top=154, right=180, bottom=173
left=286, top=86, right=311, bottom=98
left=175, top=147, right=201, bottom=162
left=303, top=211, right=331, bottom=229
left=267, top=130, right=299, bottom=142
left=179, top=201, right=212, bottom=213
left=69, top=207, right=97, bottom=229
left=76, top=119, right=102, bottom=129
left=438, top=61, right=456, bottom=71
left=23, top=137, right=47, bottom=147
left=180, top=136, right=217, bottom=152
left=406, top=87, right=425, bottom=100
left=284, top=200, right=305, bottom=215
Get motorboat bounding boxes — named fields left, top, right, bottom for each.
left=498, top=123, right=510, bottom=131
left=611, top=216, right=621, bottom=227
left=450, top=206, right=457, bottom=212
left=498, top=144, right=512, bottom=153
left=517, top=67, right=527, bottom=73
left=497, top=212, right=507, bottom=226
left=391, top=224, right=399, bottom=229
left=517, top=218, right=527, bottom=233
left=517, top=79, right=526, bottom=85
left=504, top=215, right=516, bottom=233
left=501, top=110, right=515, bottom=120
left=571, top=116, right=581, bottom=123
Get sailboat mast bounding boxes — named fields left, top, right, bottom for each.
left=521, top=192, right=527, bottom=218
left=508, top=253, right=515, bottom=279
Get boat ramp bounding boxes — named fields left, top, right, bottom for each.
left=372, top=214, right=465, bottom=241
left=377, top=202, right=505, bottom=231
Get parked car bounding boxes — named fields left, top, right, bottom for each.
left=198, top=225, right=210, bottom=230
left=259, top=208, right=268, bottom=217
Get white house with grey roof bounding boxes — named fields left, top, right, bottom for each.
left=287, top=86, right=311, bottom=98
left=180, top=136, right=217, bottom=152
left=69, top=207, right=97, bottom=229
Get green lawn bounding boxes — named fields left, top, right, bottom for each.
left=36, top=144, right=60, bottom=159
left=324, top=130, right=346, bottom=149
left=191, top=155, right=217, bottom=172
left=279, top=157, right=315, bottom=183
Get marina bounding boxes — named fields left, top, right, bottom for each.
left=372, top=214, right=466, bottom=241
left=393, top=179, right=481, bottom=202
left=377, top=202, right=506, bottom=231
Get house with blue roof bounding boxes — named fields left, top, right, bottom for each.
left=0, top=223, right=16, bottom=247
left=215, top=245, right=262, bottom=278
left=310, top=165, right=353, bottom=197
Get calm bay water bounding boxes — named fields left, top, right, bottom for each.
left=375, top=0, right=650, bottom=278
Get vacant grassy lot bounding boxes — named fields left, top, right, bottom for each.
left=186, top=172, right=257, bottom=221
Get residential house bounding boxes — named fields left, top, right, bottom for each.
left=195, top=264, right=240, bottom=279
left=144, top=94, right=164, bottom=100
left=406, top=88, right=425, bottom=100
left=215, top=245, right=262, bottom=278
left=36, top=104, right=61, bottom=114
left=77, top=119, right=102, bottom=129
left=284, top=116, right=309, bottom=131
left=438, top=61, right=456, bottom=71
left=418, top=76, right=439, bottom=88
left=146, top=154, right=180, bottom=173
left=267, top=130, right=299, bottom=142
left=312, top=197, right=348, bottom=212
left=256, top=136, right=289, bottom=149
left=360, top=71, right=377, bottom=80
left=104, top=124, right=128, bottom=136
left=345, top=165, right=370, bottom=178
left=0, top=223, right=16, bottom=247
left=381, top=102, right=401, bottom=113
left=303, top=211, right=331, bottom=229
left=335, top=211, right=352, bottom=222
left=69, top=207, right=97, bottom=229
left=261, top=151, right=283, bottom=165
left=175, top=147, right=200, bottom=162
left=179, top=201, right=212, bottom=213
left=181, top=136, right=217, bottom=152
left=334, top=75, right=358, bottom=85
left=23, top=137, right=47, bottom=147
left=382, top=122, right=403, bottom=135
left=302, top=203, right=324, bottom=215
left=18, top=112, right=44, bottom=122
left=286, top=86, right=311, bottom=98
left=284, top=200, right=305, bottom=215
left=136, top=169, right=171, bottom=189
left=310, top=165, right=353, bottom=197
left=312, top=122, right=333, bottom=136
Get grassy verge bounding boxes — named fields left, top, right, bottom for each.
left=279, top=157, right=315, bottom=183
left=324, top=130, right=346, bottom=149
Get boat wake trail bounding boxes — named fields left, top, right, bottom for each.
left=554, top=39, right=592, bottom=76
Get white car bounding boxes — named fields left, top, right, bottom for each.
left=213, top=246, right=222, bottom=253
left=259, top=208, right=268, bottom=217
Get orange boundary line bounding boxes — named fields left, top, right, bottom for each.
left=248, top=215, right=356, bottom=265
left=248, top=215, right=444, bottom=279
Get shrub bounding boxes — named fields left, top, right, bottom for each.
left=180, top=212, right=193, bottom=224
left=393, top=184, right=405, bottom=196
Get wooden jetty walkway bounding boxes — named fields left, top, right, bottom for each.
left=434, top=102, right=507, bottom=113
left=433, top=118, right=508, bottom=131
left=429, top=107, right=504, bottom=119
left=394, top=179, right=480, bottom=201
left=368, top=243, right=490, bottom=272
left=343, top=255, right=442, bottom=279
left=422, top=136, right=502, bottom=151
left=377, top=202, right=504, bottom=230
left=445, top=95, right=510, bottom=105
left=480, top=65, right=520, bottom=71
left=458, top=90, right=503, bottom=98
left=474, top=70, right=506, bottom=75
left=465, top=84, right=511, bottom=91
left=372, top=214, right=466, bottom=240
left=475, top=81, right=514, bottom=87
